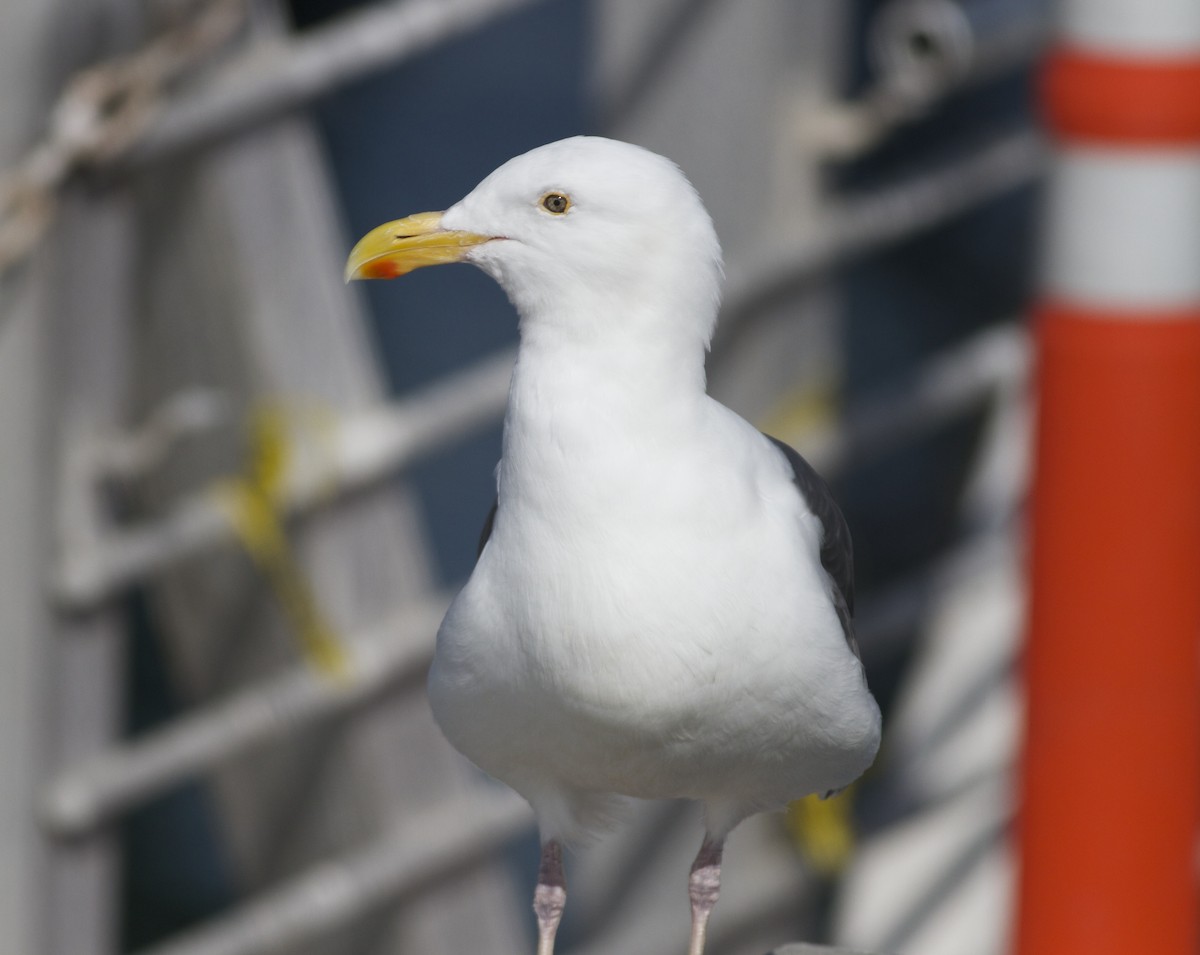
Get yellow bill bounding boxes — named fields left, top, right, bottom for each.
left=344, top=211, right=492, bottom=282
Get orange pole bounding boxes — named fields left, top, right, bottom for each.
left=1019, top=305, right=1200, bottom=954
left=1018, top=8, right=1200, bottom=951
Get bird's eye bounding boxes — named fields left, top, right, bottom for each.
left=540, top=193, right=571, bottom=215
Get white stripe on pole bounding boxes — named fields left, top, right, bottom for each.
left=1042, top=148, right=1200, bottom=309
left=1059, top=0, right=1200, bottom=53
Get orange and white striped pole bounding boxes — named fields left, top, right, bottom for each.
left=1018, top=3, right=1200, bottom=954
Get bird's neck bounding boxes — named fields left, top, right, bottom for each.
left=498, top=315, right=708, bottom=508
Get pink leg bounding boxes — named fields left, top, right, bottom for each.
left=534, top=839, right=566, bottom=955
left=687, top=835, right=725, bottom=955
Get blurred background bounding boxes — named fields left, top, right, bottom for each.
left=1, top=0, right=1051, bottom=953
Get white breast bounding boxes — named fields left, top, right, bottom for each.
left=427, top=383, right=878, bottom=814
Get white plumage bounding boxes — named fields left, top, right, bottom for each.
left=346, top=136, right=881, bottom=955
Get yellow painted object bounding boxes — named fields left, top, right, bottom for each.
left=786, top=789, right=857, bottom=876
left=755, top=374, right=839, bottom=449
left=215, top=404, right=350, bottom=681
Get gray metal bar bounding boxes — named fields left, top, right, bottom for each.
left=130, top=789, right=533, bottom=955
left=42, top=591, right=450, bottom=837
left=718, top=129, right=1046, bottom=334
left=854, top=531, right=1015, bottom=663
left=0, top=1, right=140, bottom=951
left=876, top=811, right=1008, bottom=955
left=813, top=324, right=1030, bottom=476
left=39, top=183, right=140, bottom=955
left=121, top=0, right=545, bottom=170
left=55, top=347, right=514, bottom=608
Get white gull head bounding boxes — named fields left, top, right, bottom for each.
left=346, top=136, right=724, bottom=355
left=445, top=137, right=723, bottom=351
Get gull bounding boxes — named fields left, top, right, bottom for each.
left=345, top=136, right=881, bottom=955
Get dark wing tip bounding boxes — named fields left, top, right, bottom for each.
left=477, top=497, right=499, bottom=560
left=763, top=433, right=859, bottom=659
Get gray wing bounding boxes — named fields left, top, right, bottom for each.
left=764, top=434, right=860, bottom=661
left=477, top=498, right=498, bottom=559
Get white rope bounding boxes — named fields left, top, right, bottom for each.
left=124, top=0, right=547, bottom=169
left=0, top=0, right=543, bottom=279
left=0, top=0, right=246, bottom=276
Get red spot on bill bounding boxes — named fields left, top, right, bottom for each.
left=361, top=258, right=407, bottom=279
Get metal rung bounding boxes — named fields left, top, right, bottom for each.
left=719, top=129, right=1046, bottom=331
left=42, top=592, right=449, bottom=837
left=130, top=788, right=532, bottom=955
left=856, top=530, right=1018, bottom=665
left=815, top=324, right=1030, bottom=476
left=55, top=348, right=514, bottom=608
left=121, top=0, right=545, bottom=170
